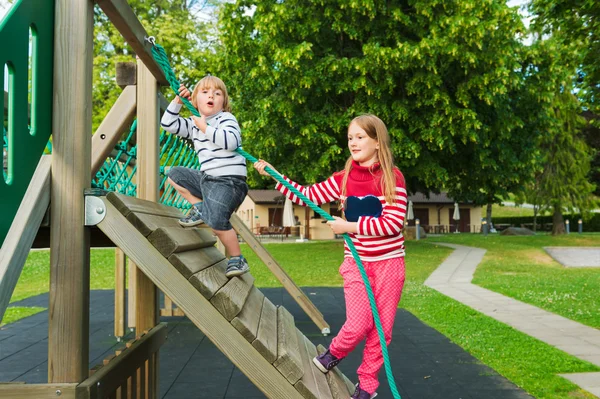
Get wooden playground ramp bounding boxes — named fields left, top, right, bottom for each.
left=83, top=191, right=351, bottom=399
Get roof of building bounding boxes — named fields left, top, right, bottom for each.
left=247, top=190, right=287, bottom=204
left=247, top=189, right=466, bottom=205
left=408, top=192, right=456, bottom=204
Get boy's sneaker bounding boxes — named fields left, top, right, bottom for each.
left=225, top=255, right=250, bottom=278
left=351, top=383, right=377, bottom=399
left=312, top=348, right=342, bottom=373
left=179, top=205, right=204, bottom=227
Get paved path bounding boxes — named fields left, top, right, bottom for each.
left=544, top=247, right=600, bottom=267
left=0, top=289, right=533, bottom=399
left=425, top=243, right=600, bottom=398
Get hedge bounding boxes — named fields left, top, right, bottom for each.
left=491, top=213, right=600, bottom=232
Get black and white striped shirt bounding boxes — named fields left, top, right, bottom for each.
left=160, top=101, right=247, bottom=177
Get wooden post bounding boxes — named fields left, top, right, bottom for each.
left=49, top=0, right=93, bottom=383
left=135, top=57, right=159, bottom=398
left=128, top=258, right=136, bottom=330
left=134, top=57, right=159, bottom=331
left=114, top=248, right=127, bottom=340
left=305, top=207, right=310, bottom=240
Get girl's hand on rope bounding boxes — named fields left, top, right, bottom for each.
left=253, top=159, right=280, bottom=178
left=175, top=83, right=191, bottom=105
left=328, top=216, right=357, bottom=235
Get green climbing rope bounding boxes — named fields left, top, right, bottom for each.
left=149, top=39, right=401, bottom=398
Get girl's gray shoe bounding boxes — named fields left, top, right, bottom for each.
left=225, top=255, right=249, bottom=277
left=179, top=205, right=205, bottom=227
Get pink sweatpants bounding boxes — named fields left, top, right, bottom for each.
left=329, top=257, right=406, bottom=394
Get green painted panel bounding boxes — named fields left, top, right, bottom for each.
left=0, top=0, right=54, bottom=246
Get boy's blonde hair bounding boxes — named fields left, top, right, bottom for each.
left=191, top=75, right=231, bottom=113
left=340, top=114, right=397, bottom=205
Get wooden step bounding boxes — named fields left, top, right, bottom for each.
left=148, top=226, right=216, bottom=257
left=210, top=272, right=255, bottom=321
left=317, top=345, right=354, bottom=398
left=274, top=306, right=304, bottom=384
left=127, top=212, right=183, bottom=236
left=231, top=286, right=265, bottom=343
left=188, top=259, right=229, bottom=299
left=168, top=247, right=225, bottom=279
left=252, top=296, right=278, bottom=363
left=107, top=191, right=183, bottom=218
left=294, top=330, right=333, bottom=399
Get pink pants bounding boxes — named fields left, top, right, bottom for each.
left=329, top=257, right=406, bottom=394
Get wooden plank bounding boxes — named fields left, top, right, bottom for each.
left=0, top=156, right=50, bottom=323
left=148, top=227, right=217, bottom=257
left=317, top=345, right=354, bottom=398
left=96, top=199, right=303, bottom=398
left=115, top=248, right=127, bottom=339
left=210, top=273, right=255, bottom=321
left=231, top=286, right=265, bottom=343
left=294, top=332, right=333, bottom=399
left=49, top=0, right=93, bottom=383
left=162, top=295, right=174, bottom=317
left=273, top=306, right=304, bottom=384
left=0, top=384, right=77, bottom=399
left=95, top=0, right=168, bottom=85
left=168, top=246, right=225, bottom=279
left=91, top=85, right=136, bottom=175
left=252, top=297, right=278, bottom=364
left=230, top=214, right=330, bottom=334
left=107, top=192, right=183, bottom=219
left=128, top=258, right=136, bottom=330
left=136, top=58, right=160, bottom=397
left=127, top=212, right=182, bottom=237
left=188, top=259, right=229, bottom=299
left=78, top=324, right=167, bottom=399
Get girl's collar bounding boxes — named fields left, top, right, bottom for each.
left=351, top=159, right=381, bottom=172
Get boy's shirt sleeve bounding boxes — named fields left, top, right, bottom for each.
left=275, top=175, right=341, bottom=206
left=356, top=174, right=408, bottom=237
left=204, top=112, right=242, bottom=151
left=160, top=100, right=195, bottom=139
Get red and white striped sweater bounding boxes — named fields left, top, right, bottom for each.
left=275, top=160, right=408, bottom=262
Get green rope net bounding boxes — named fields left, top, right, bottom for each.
left=150, top=41, right=401, bottom=398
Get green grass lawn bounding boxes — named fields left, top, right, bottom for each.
left=428, top=233, right=600, bottom=329
left=492, top=203, right=538, bottom=218
left=4, top=238, right=599, bottom=398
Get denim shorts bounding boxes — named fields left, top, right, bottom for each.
left=167, top=166, right=248, bottom=231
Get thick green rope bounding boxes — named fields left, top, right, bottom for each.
left=150, top=40, right=401, bottom=398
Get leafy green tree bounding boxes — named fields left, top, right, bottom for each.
left=217, top=0, right=543, bottom=206
left=534, top=90, right=596, bottom=235
left=529, top=0, right=599, bottom=113
left=92, top=0, right=218, bottom=131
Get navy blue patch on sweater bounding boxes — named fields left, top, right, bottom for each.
left=344, top=195, right=383, bottom=222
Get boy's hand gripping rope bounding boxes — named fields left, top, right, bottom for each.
left=148, top=37, right=401, bottom=399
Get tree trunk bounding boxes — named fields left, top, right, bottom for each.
left=533, top=206, right=538, bottom=233
left=552, top=207, right=565, bottom=235
left=486, top=203, right=493, bottom=226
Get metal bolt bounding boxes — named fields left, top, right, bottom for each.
left=56, top=390, right=62, bottom=397
left=96, top=207, right=104, bottom=214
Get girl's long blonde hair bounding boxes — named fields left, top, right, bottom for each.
left=340, top=114, right=397, bottom=205
left=191, top=75, right=231, bottom=112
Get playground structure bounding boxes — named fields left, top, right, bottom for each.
left=0, top=0, right=357, bottom=398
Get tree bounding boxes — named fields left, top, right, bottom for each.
left=534, top=89, right=596, bottom=235
left=529, top=0, right=599, bottom=113
left=92, top=0, right=219, bottom=132
left=217, top=0, right=542, bottom=204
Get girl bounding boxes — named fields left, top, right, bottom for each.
left=161, top=76, right=250, bottom=277
left=254, top=114, right=407, bottom=399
